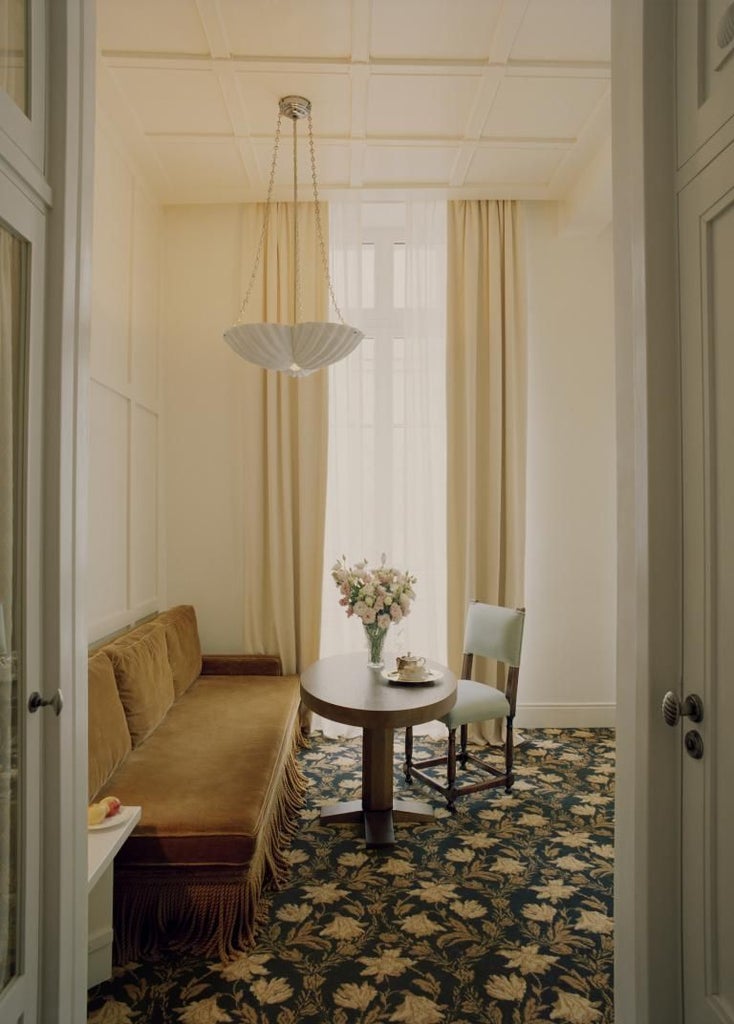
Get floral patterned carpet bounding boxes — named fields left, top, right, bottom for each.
left=87, top=728, right=615, bottom=1024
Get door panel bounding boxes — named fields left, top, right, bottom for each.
left=0, top=0, right=27, bottom=114
left=677, top=0, right=734, bottom=166
left=0, top=0, right=45, bottom=172
left=0, top=189, right=42, bottom=1024
left=679, top=140, right=734, bottom=1024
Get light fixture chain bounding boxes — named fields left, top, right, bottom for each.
left=236, top=110, right=283, bottom=322
left=308, top=112, right=346, bottom=325
left=293, top=114, right=302, bottom=324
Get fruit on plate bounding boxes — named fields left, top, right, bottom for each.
left=87, top=795, right=122, bottom=826
left=100, top=795, right=121, bottom=817
left=87, top=803, right=107, bottom=826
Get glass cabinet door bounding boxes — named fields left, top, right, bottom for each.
left=0, top=221, right=26, bottom=999
left=0, top=0, right=44, bottom=172
left=0, top=0, right=27, bottom=115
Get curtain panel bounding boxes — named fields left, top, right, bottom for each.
left=316, top=201, right=448, bottom=737
left=447, top=199, right=527, bottom=744
left=238, top=203, right=328, bottom=688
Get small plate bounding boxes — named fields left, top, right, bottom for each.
left=384, top=668, right=443, bottom=686
left=88, top=804, right=135, bottom=832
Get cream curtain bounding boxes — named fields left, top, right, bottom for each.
left=238, top=203, right=328, bottom=685
left=447, top=200, right=527, bottom=743
left=316, top=201, right=448, bottom=738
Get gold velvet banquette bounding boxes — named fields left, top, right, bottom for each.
left=88, top=605, right=305, bottom=961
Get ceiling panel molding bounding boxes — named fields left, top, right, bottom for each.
left=97, top=66, right=170, bottom=198
left=351, top=0, right=371, bottom=64
left=96, top=0, right=612, bottom=205
left=545, top=90, right=611, bottom=196
left=192, top=0, right=230, bottom=59
left=487, top=0, right=533, bottom=62
left=506, top=59, right=611, bottom=77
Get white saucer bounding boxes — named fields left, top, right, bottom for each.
left=384, top=668, right=443, bottom=685
left=88, top=804, right=135, bottom=831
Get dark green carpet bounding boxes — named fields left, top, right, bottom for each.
left=87, top=728, right=615, bottom=1023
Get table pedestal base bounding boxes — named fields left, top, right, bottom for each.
left=319, top=797, right=435, bottom=848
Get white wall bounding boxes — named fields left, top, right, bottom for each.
left=87, top=117, right=163, bottom=641
left=158, top=201, right=616, bottom=726
left=160, top=205, right=246, bottom=652
left=87, top=182, right=617, bottom=723
left=519, top=202, right=617, bottom=726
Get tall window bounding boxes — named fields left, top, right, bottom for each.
left=319, top=202, right=447, bottom=679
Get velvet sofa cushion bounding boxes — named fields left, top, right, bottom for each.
left=87, top=650, right=132, bottom=799
left=157, top=605, right=203, bottom=698
left=107, top=624, right=175, bottom=747
left=97, top=673, right=302, bottom=867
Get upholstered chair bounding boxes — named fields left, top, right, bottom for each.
left=403, top=602, right=526, bottom=811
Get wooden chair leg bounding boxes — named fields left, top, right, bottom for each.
left=404, top=726, right=413, bottom=782
left=505, top=716, right=514, bottom=792
left=459, top=724, right=469, bottom=767
left=447, top=728, right=457, bottom=811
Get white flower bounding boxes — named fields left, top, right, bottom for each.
left=332, top=557, right=417, bottom=625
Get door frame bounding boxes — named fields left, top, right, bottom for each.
left=39, top=0, right=96, bottom=1019
left=13, top=0, right=684, bottom=1017
left=612, top=1, right=683, bottom=1021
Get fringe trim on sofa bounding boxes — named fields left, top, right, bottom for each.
left=113, top=730, right=307, bottom=963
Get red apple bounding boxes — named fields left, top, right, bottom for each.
left=101, top=795, right=121, bottom=818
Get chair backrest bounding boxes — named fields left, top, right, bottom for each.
left=462, top=602, right=525, bottom=667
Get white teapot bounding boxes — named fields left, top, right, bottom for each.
left=396, top=652, right=427, bottom=678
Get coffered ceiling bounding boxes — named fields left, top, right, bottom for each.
left=96, top=0, right=611, bottom=206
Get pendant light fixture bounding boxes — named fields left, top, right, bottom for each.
left=223, top=95, right=364, bottom=377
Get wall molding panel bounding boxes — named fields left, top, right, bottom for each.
left=88, top=120, right=163, bottom=643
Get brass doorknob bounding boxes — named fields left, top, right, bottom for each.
left=662, top=691, right=703, bottom=727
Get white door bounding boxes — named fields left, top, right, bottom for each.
left=1, top=1, right=93, bottom=1020
left=678, top=139, right=734, bottom=1024
left=675, top=2, right=734, bottom=1020
left=0, top=178, right=45, bottom=1024
left=0, top=3, right=46, bottom=1019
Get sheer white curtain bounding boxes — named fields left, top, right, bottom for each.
left=315, top=201, right=447, bottom=737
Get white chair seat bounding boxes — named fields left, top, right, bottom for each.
left=440, top=679, right=510, bottom=731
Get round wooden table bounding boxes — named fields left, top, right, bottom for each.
left=300, top=652, right=457, bottom=848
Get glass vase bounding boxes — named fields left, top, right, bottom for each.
left=363, top=622, right=389, bottom=668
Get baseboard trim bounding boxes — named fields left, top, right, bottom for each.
left=515, top=702, right=616, bottom=729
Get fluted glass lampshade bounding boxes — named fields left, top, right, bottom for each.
left=223, top=321, right=363, bottom=378
left=224, top=96, right=363, bottom=376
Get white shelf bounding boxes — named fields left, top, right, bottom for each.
left=87, top=805, right=141, bottom=988
left=87, top=805, right=141, bottom=891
